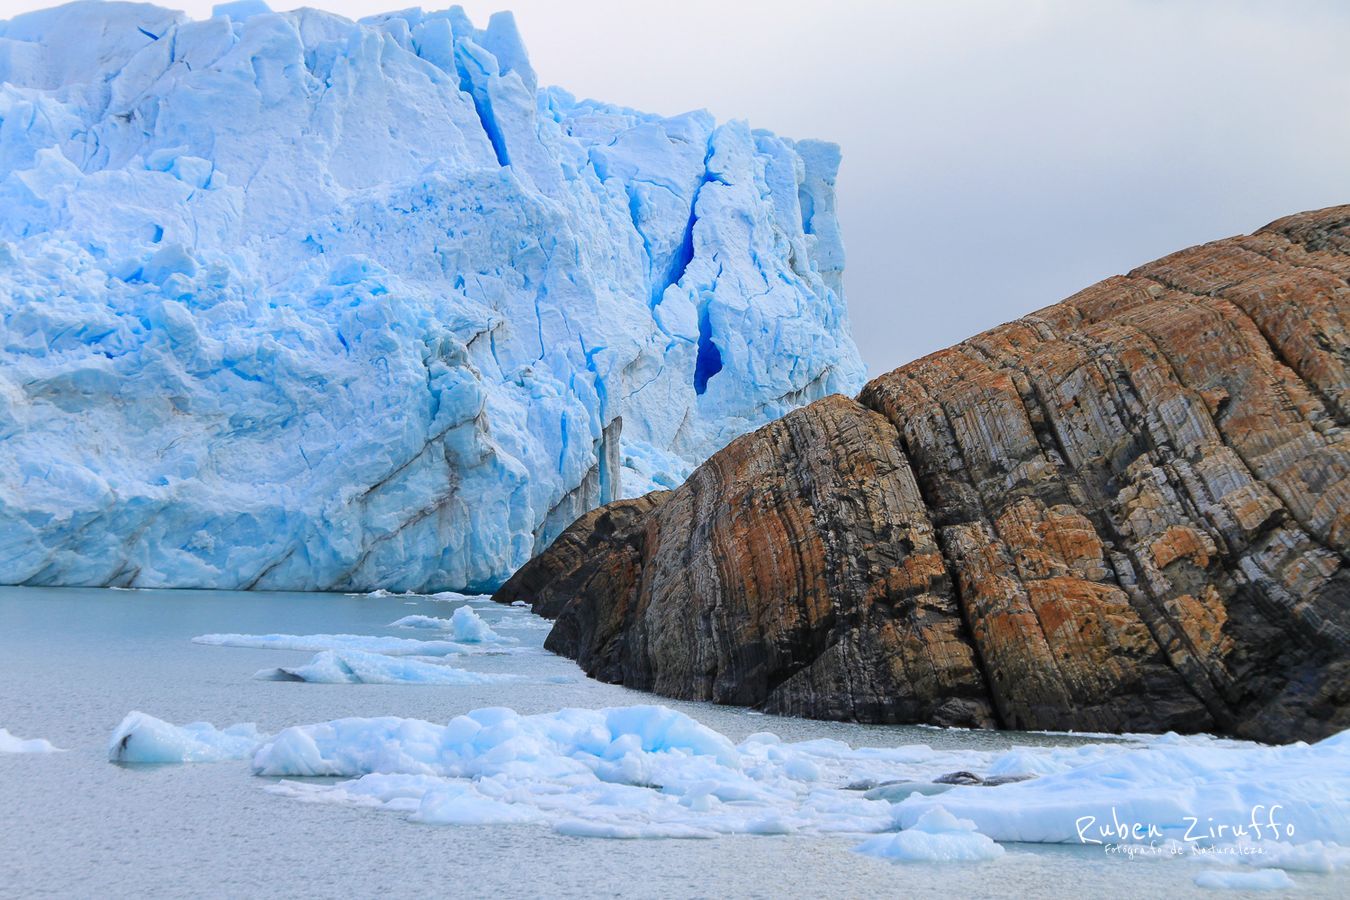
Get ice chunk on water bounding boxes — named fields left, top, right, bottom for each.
left=1193, top=869, right=1295, bottom=891
left=854, top=806, right=1005, bottom=863
left=893, top=728, right=1350, bottom=846
left=1234, top=839, right=1350, bottom=873
left=426, top=592, right=496, bottom=604
left=254, top=649, right=519, bottom=685
left=192, top=632, right=521, bottom=656
left=387, top=607, right=504, bottom=643
left=387, top=615, right=452, bottom=630
left=0, top=728, right=63, bottom=753
left=446, top=606, right=501, bottom=643
left=109, top=712, right=267, bottom=763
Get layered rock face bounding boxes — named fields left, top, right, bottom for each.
left=496, top=206, right=1350, bottom=742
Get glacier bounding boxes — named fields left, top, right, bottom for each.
left=0, top=1, right=864, bottom=592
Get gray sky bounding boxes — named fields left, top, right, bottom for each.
left=4, top=0, right=1349, bottom=375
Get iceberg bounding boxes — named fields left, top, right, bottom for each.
left=892, top=730, right=1350, bottom=846
left=1193, top=869, right=1295, bottom=891
left=387, top=606, right=504, bottom=642
left=253, top=648, right=518, bottom=684
left=387, top=615, right=453, bottom=630
left=0, top=1, right=864, bottom=593
left=0, top=727, right=63, bottom=753
left=854, top=806, right=1005, bottom=863
left=109, top=711, right=267, bottom=763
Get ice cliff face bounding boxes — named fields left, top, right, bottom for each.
left=0, top=2, right=864, bottom=591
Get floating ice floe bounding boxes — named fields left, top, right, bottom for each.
left=854, top=806, right=1004, bottom=862
left=0, top=728, right=64, bottom=753
left=426, top=592, right=497, bottom=604
left=109, top=712, right=268, bottom=763
left=387, top=607, right=505, bottom=643
left=254, top=649, right=519, bottom=685
left=387, top=615, right=451, bottom=630
left=1230, top=839, right=1350, bottom=873
left=893, top=729, right=1350, bottom=846
left=191, top=632, right=524, bottom=656
left=1193, top=869, right=1295, bottom=891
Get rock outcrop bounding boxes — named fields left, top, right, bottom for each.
left=494, top=206, right=1350, bottom=742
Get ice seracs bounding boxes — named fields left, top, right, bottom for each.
left=0, top=1, right=864, bottom=593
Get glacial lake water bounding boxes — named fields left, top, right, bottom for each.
left=1, top=585, right=1345, bottom=899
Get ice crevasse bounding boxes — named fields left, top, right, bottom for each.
left=0, top=1, right=864, bottom=591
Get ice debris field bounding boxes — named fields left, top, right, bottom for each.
left=106, top=703, right=1350, bottom=877
left=91, top=595, right=1350, bottom=878
left=0, top=1, right=864, bottom=594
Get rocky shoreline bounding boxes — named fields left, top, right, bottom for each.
left=495, top=206, right=1350, bottom=743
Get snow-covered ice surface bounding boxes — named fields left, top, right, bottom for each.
left=4, top=585, right=1349, bottom=899
left=0, top=1, right=865, bottom=594
left=253, top=648, right=519, bottom=685
left=0, top=726, right=63, bottom=753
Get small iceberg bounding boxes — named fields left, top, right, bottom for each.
left=1193, top=869, right=1295, bottom=891
left=0, top=728, right=64, bottom=754
left=255, top=649, right=518, bottom=685
left=892, top=728, right=1350, bottom=845
left=854, top=807, right=1005, bottom=862
left=426, top=592, right=496, bottom=604
left=386, top=607, right=505, bottom=643
left=109, top=712, right=268, bottom=763
left=386, top=615, right=450, bottom=630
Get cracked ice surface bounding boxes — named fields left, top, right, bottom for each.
left=0, top=2, right=864, bottom=592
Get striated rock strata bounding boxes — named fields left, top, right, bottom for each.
left=496, top=206, right=1350, bottom=742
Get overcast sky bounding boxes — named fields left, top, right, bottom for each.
left=4, top=0, right=1349, bottom=375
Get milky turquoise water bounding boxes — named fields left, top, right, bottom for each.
left=1, top=586, right=1344, bottom=898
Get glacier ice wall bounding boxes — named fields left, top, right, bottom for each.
left=0, top=1, right=865, bottom=592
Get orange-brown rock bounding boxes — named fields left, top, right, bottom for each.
left=495, top=206, right=1350, bottom=743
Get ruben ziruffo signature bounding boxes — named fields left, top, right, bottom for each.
left=1075, top=805, right=1295, bottom=845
